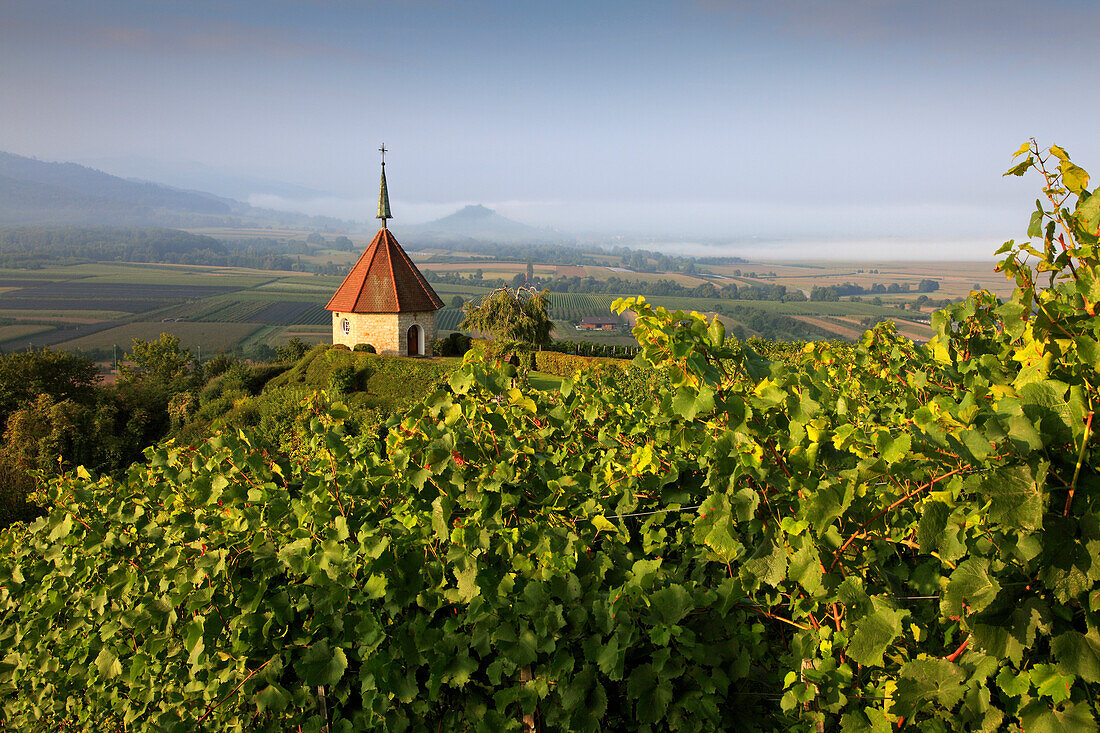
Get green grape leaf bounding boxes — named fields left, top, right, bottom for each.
left=295, top=641, right=348, bottom=687
left=741, top=533, right=786, bottom=588
left=970, top=621, right=1026, bottom=667
left=184, top=618, right=205, bottom=665
left=895, top=659, right=967, bottom=717
left=983, top=462, right=1047, bottom=531
left=671, top=385, right=715, bottom=420
left=94, top=647, right=122, bottom=680
left=1076, top=192, right=1100, bottom=240
left=846, top=605, right=904, bottom=667
left=1019, top=701, right=1099, bottom=733
left=840, top=707, right=893, bottom=733
left=708, top=317, right=725, bottom=347
left=591, top=515, right=619, bottom=533
left=1029, top=664, right=1074, bottom=703
left=256, top=683, right=291, bottom=713
left=1005, top=157, right=1034, bottom=177
left=917, top=501, right=966, bottom=563
left=881, top=433, right=911, bottom=464
left=1075, top=334, right=1100, bottom=371
left=650, top=584, right=692, bottom=625
left=1052, top=629, right=1100, bottom=683
left=455, top=564, right=480, bottom=602
left=942, top=558, right=1001, bottom=618
left=1062, top=163, right=1090, bottom=194
left=788, top=536, right=822, bottom=594
left=694, top=493, right=744, bottom=563
left=995, top=667, right=1030, bottom=698
left=1040, top=516, right=1100, bottom=602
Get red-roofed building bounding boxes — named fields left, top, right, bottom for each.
left=326, top=148, right=443, bottom=355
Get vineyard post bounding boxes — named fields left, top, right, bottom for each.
left=317, top=685, right=330, bottom=733
left=800, top=658, right=823, bottom=733
left=519, top=666, right=537, bottom=732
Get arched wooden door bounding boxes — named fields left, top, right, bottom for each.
left=407, top=325, right=420, bottom=356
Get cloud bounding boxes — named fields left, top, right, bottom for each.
left=247, top=194, right=475, bottom=223
left=658, top=236, right=1004, bottom=261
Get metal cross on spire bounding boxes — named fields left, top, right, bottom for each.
left=377, top=143, right=392, bottom=227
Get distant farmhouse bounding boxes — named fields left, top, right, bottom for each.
left=326, top=147, right=443, bottom=356
left=577, top=316, right=619, bottom=331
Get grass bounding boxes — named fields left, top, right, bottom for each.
left=266, top=346, right=461, bottom=411
left=526, top=371, right=563, bottom=391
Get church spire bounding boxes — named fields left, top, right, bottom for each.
left=377, top=144, right=392, bottom=228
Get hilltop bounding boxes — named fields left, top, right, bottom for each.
left=407, top=204, right=572, bottom=245
left=0, top=151, right=351, bottom=230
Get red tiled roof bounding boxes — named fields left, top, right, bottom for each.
left=325, top=228, right=443, bottom=313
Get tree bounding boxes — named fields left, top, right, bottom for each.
left=809, top=285, right=839, bottom=301
left=0, top=349, right=99, bottom=428
left=459, top=286, right=553, bottom=347
left=277, top=337, right=310, bottom=363
left=450, top=295, right=465, bottom=308
left=1, top=394, right=96, bottom=475
left=119, top=333, right=194, bottom=388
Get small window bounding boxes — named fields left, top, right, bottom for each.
left=341, top=318, right=351, bottom=335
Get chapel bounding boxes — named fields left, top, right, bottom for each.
left=326, top=147, right=443, bottom=355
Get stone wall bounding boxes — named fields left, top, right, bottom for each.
left=330, top=310, right=437, bottom=356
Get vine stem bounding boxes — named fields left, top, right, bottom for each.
left=1065, top=410, right=1094, bottom=516
left=196, top=658, right=272, bottom=723
left=945, top=635, right=970, bottom=662
left=829, top=466, right=968, bottom=572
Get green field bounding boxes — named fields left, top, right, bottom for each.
left=637, top=295, right=925, bottom=320
left=0, top=240, right=1000, bottom=353
left=60, top=321, right=263, bottom=352
left=0, top=324, right=55, bottom=344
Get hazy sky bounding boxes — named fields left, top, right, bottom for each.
left=2, top=0, right=1097, bottom=258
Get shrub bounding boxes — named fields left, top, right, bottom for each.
left=433, top=332, right=472, bottom=357
left=533, top=350, right=624, bottom=378
left=353, top=343, right=376, bottom=353
left=201, top=353, right=237, bottom=380
left=276, top=337, right=311, bottom=363
left=328, top=364, right=356, bottom=395
left=0, top=456, right=42, bottom=528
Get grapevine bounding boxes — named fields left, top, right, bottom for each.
left=0, top=143, right=1097, bottom=731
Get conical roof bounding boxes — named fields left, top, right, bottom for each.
left=325, top=228, right=443, bottom=313
left=377, top=163, right=392, bottom=223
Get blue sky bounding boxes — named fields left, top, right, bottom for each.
left=2, top=0, right=1097, bottom=258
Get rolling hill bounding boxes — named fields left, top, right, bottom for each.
left=407, top=204, right=571, bottom=245
left=0, top=151, right=351, bottom=230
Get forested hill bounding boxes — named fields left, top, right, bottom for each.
left=407, top=204, right=572, bottom=246
left=0, top=226, right=227, bottom=265
left=0, top=151, right=352, bottom=230
left=0, top=152, right=232, bottom=226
